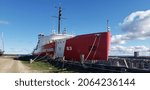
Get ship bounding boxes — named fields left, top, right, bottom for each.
left=0, top=32, right=4, bottom=56
left=32, top=6, right=111, bottom=61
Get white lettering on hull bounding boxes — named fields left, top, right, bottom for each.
left=66, top=46, right=72, bottom=51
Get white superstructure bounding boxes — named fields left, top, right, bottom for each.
left=33, top=33, right=74, bottom=54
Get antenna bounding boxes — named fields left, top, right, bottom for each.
left=52, top=2, right=66, bottom=34
left=106, top=19, right=110, bottom=32
left=58, top=6, right=62, bottom=34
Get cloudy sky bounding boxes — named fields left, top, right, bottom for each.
left=111, top=9, right=150, bottom=56
left=0, top=0, right=150, bottom=56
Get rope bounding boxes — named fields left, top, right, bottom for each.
left=92, top=36, right=101, bottom=60
left=35, top=54, right=48, bottom=61
left=123, top=59, right=129, bottom=68
left=32, top=53, right=41, bottom=61
left=32, top=52, right=49, bottom=62
left=85, top=35, right=98, bottom=60
left=30, top=53, right=41, bottom=63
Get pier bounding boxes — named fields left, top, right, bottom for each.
left=14, top=54, right=150, bottom=73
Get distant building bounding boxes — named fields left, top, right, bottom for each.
left=134, top=51, right=139, bottom=58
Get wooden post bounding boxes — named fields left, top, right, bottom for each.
left=80, top=54, right=87, bottom=68
left=135, top=60, right=140, bottom=69
left=136, top=62, right=139, bottom=69
left=80, top=54, right=84, bottom=64
left=116, top=61, right=120, bottom=67
left=109, top=59, right=113, bottom=66
left=62, top=56, right=65, bottom=68
left=148, top=62, right=150, bottom=70
left=140, top=61, right=144, bottom=69
left=129, top=61, right=133, bottom=68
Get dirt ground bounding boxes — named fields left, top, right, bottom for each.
left=0, top=56, right=33, bottom=73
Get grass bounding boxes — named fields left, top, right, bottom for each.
left=21, top=60, right=75, bottom=73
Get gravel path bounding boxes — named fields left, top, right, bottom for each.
left=0, top=56, right=31, bottom=73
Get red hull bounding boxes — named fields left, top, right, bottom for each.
left=34, top=42, right=55, bottom=56
left=33, top=32, right=110, bottom=61
left=64, top=32, right=110, bottom=61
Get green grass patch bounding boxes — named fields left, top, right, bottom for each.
left=21, top=60, right=75, bottom=73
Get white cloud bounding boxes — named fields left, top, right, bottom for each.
left=0, top=20, right=9, bottom=25
left=110, top=45, right=150, bottom=56
left=112, top=9, right=150, bottom=44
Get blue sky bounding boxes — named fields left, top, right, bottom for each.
left=0, top=0, right=150, bottom=55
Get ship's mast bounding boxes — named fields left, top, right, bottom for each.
left=58, top=6, right=62, bottom=34
left=2, top=32, right=4, bottom=52
left=0, top=32, right=4, bottom=54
